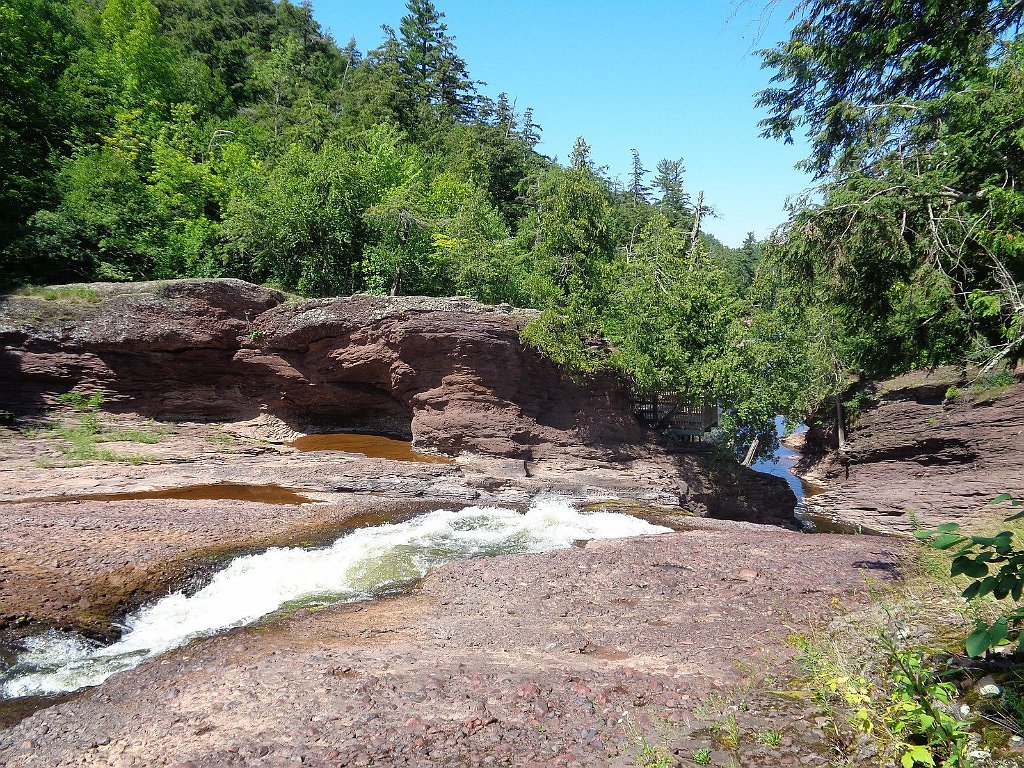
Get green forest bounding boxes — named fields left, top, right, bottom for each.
left=2, top=0, right=1022, bottom=454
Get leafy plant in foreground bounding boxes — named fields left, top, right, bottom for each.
left=789, top=628, right=971, bottom=767
left=916, top=494, right=1024, bottom=657
left=874, top=644, right=970, bottom=768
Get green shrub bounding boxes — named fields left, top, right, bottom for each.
left=916, top=494, right=1024, bottom=657
left=755, top=730, right=782, bottom=747
left=49, top=388, right=161, bottom=462
left=874, top=644, right=970, bottom=768
left=967, top=371, right=1016, bottom=403
left=100, top=428, right=167, bottom=444
left=842, top=390, right=872, bottom=412
left=57, top=390, right=104, bottom=434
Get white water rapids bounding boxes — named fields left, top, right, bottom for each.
left=1, top=498, right=669, bottom=699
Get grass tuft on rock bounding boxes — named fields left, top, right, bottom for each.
left=29, top=388, right=166, bottom=465
left=15, top=285, right=103, bottom=303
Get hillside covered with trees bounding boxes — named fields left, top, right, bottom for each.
left=1, top=0, right=777, bottom=451
left=3, top=0, right=1021, bottom=455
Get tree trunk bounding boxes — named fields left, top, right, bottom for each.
left=742, top=436, right=760, bottom=467
left=687, top=191, right=705, bottom=257
left=389, top=265, right=403, bottom=297
left=835, top=395, right=848, bottom=451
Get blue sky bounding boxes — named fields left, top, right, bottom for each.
left=311, top=1, right=811, bottom=247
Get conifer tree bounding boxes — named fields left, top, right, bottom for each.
left=396, top=0, right=476, bottom=122
left=628, top=148, right=650, bottom=205
left=654, top=158, right=690, bottom=226
left=519, top=107, right=541, bottom=147
left=569, top=136, right=593, bottom=171
left=494, top=92, right=514, bottom=134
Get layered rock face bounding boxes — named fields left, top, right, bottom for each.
left=797, top=367, right=1024, bottom=533
left=0, top=280, right=642, bottom=458
left=1, top=280, right=283, bottom=423
left=0, top=279, right=796, bottom=525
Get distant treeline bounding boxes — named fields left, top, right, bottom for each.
left=1, top=0, right=760, bottom=299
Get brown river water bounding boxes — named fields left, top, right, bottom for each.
left=3, top=483, right=317, bottom=505
left=288, top=433, right=453, bottom=463
left=3, top=435, right=451, bottom=506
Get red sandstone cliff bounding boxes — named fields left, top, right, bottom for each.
left=1, top=281, right=643, bottom=457
left=796, top=367, right=1024, bottom=533
left=0, top=279, right=797, bottom=526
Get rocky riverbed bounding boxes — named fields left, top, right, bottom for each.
left=0, top=280, right=908, bottom=766
left=0, top=512, right=900, bottom=767
left=0, top=412, right=795, bottom=645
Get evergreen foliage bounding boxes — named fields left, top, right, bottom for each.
left=757, top=0, right=1024, bottom=408
left=0, top=0, right=801, bottom=456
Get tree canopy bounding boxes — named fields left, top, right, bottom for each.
left=758, top=0, right=1024, bottom=175
left=756, top=0, right=1024, bottom=410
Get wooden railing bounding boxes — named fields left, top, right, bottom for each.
left=629, top=391, right=720, bottom=441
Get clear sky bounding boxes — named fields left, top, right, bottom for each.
left=311, top=1, right=811, bottom=248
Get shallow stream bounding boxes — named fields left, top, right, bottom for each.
left=751, top=418, right=881, bottom=535
left=0, top=498, right=668, bottom=700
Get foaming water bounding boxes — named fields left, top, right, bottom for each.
left=1, top=498, right=668, bottom=699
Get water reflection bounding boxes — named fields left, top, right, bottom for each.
left=751, top=418, right=880, bottom=535
left=289, top=433, right=453, bottom=464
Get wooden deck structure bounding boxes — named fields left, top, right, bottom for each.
left=629, top=391, right=721, bottom=442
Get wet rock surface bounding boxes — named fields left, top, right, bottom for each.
left=0, top=529, right=900, bottom=767
left=796, top=368, right=1024, bottom=534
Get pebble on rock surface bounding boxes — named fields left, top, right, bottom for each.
left=976, top=675, right=1002, bottom=697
